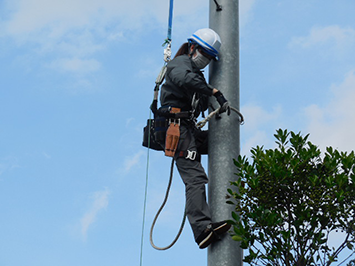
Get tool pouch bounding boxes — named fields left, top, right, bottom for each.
left=165, top=108, right=181, bottom=157
left=142, top=119, right=164, bottom=151
left=154, top=116, right=168, bottom=145
left=165, top=121, right=180, bottom=157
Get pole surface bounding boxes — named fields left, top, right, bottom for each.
left=208, top=0, right=242, bottom=265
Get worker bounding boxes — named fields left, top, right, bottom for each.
left=158, top=28, right=231, bottom=249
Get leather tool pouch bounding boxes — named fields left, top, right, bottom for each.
left=164, top=108, right=181, bottom=157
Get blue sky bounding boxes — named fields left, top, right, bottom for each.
left=1, top=0, right=355, bottom=265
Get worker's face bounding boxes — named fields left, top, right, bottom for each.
left=197, top=48, right=214, bottom=61
left=190, top=45, right=214, bottom=61
left=191, top=46, right=212, bottom=69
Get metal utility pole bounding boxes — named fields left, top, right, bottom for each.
left=208, top=0, right=242, bottom=265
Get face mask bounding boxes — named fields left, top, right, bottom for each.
left=192, top=49, right=211, bottom=69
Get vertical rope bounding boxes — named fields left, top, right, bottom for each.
left=167, top=0, right=174, bottom=42
left=140, top=1, right=174, bottom=263
left=140, top=112, right=152, bottom=266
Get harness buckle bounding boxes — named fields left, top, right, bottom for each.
left=185, top=150, right=197, bottom=161
left=169, top=118, right=180, bottom=126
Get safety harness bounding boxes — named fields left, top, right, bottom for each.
left=144, top=56, right=199, bottom=159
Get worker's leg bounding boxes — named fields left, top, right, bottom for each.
left=175, top=126, right=212, bottom=240
left=176, top=157, right=212, bottom=240
left=194, top=128, right=208, bottom=155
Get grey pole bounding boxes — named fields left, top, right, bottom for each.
left=208, top=0, right=242, bottom=265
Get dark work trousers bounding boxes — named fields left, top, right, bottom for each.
left=173, top=124, right=212, bottom=241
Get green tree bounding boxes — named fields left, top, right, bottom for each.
left=228, top=129, right=355, bottom=266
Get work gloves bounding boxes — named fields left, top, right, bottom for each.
left=214, top=91, right=231, bottom=115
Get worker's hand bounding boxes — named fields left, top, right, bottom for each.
left=213, top=91, right=231, bottom=115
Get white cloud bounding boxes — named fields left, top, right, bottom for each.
left=0, top=0, right=256, bottom=81
left=239, top=0, right=256, bottom=28
left=290, top=25, right=355, bottom=48
left=242, top=104, right=282, bottom=132
left=2, top=0, right=255, bottom=48
left=123, top=150, right=145, bottom=173
left=0, top=0, right=208, bottom=74
left=43, top=30, right=105, bottom=57
left=1, top=0, right=256, bottom=75
left=240, top=70, right=355, bottom=155
left=242, top=130, right=269, bottom=156
left=80, top=188, right=110, bottom=240
left=304, top=69, right=355, bottom=152
left=2, top=0, right=208, bottom=39
left=4, top=0, right=123, bottom=36
left=137, top=57, right=163, bottom=80
left=241, top=104, right=283, bottom=155
left=0, top=156, right=20, bottom=176
left=48, top=58, right=101, bottom=73
left=289, top=25, right=355, bottom=58
left=42, top=151, right=51, bottom=159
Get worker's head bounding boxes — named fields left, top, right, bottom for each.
left=188, top=28, right=221, bottom=69
left=188, top=28, right=221, bottom=60
left=174, top=28, right=221, bottom=69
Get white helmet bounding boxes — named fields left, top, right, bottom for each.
left=188, top=28, right=221, bottom=60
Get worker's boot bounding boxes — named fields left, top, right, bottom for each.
left=211, top=221, right=231, bottom=235
left=196, top=224, right=215, bottom=249
left=196, top=221, right=231, bottom=249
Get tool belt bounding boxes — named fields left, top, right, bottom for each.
left=143, top=103, right=196, bottom=159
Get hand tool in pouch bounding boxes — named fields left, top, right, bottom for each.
left=165, top=108, right=181, bottom=157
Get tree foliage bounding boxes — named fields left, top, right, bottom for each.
left=228, top=129, right=355, bottom=266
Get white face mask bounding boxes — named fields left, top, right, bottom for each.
left=192, top=49, right=211, bottom=69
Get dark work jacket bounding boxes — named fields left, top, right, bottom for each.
left=160, top=54, right=213, bottom=117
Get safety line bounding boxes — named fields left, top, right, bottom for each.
left=140, top=112, right=152, bottom=266
left=149, top=159, right=187, bottom=250
left=141, top=0, right=175, bottom=259
left=167, top=0, right=174, bottom=41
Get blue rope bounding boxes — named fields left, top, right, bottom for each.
left=163, top=0, right=174, bottom=46
left=167, top=0, right=174, bottom=41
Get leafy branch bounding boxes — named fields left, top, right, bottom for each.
left=228, top=129, right=355, bottom=266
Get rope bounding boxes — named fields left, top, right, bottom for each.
left=167, top=0, right=174, bottom=42
left=140, top=113, right=153, bottom=266
left=145, top=0, right=177, bottom=253
left=140, top=0, right=178, bottom=259
left=163, top=0, right=174, bottom=46
left=150, top=159, right=187, bottom=250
